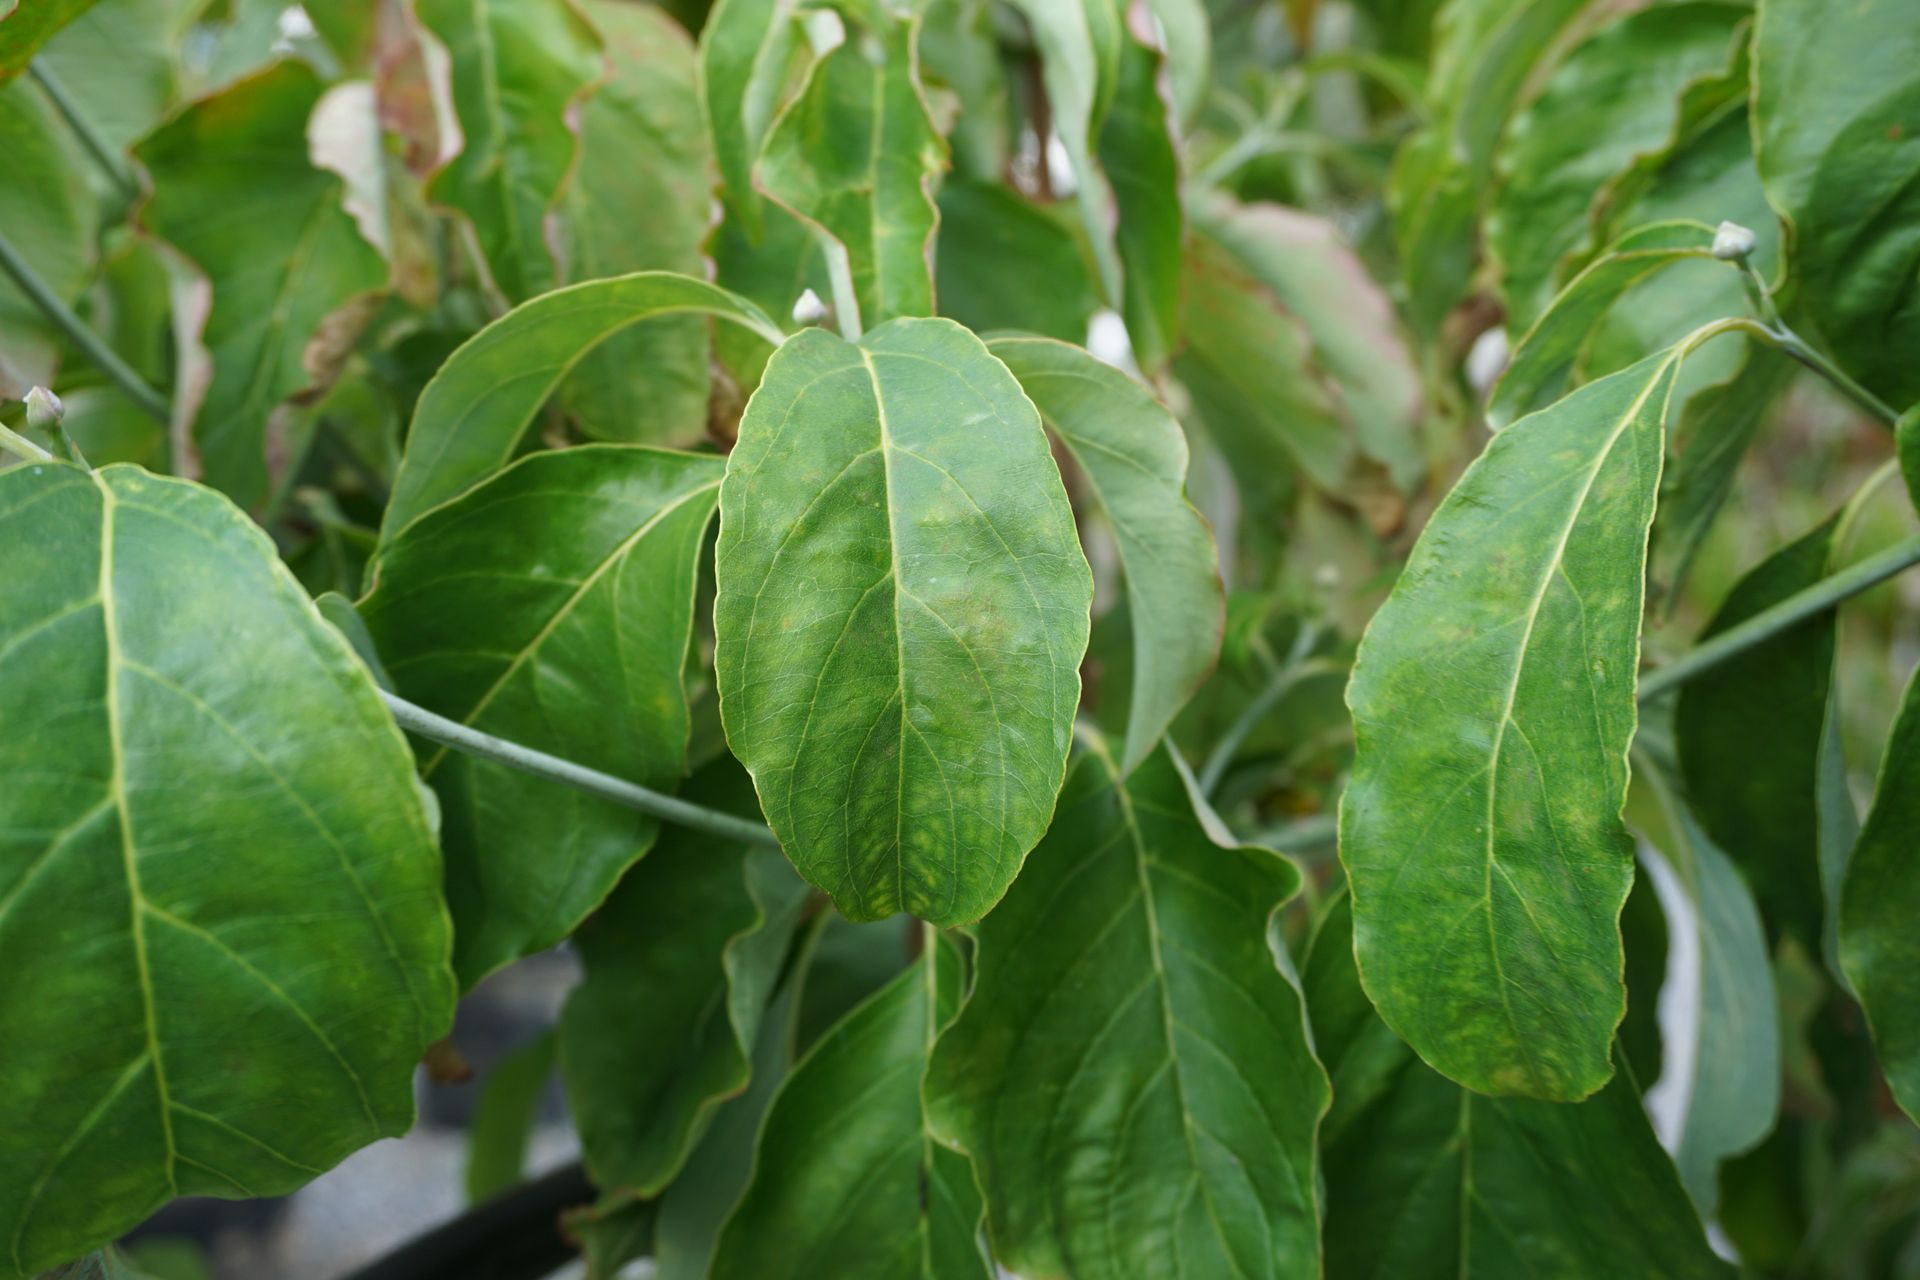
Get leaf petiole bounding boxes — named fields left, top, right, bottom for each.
left=0, top=227, right=170, bottom=425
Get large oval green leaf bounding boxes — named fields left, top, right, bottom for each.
left=362, top=444, right=724, bottom=985
left=0, top=463, right=453, bottom=1277
left=925, top=741, right=1327, bottom=1278
left=987, top=335, right=1223, bottom=774
left=1342, top=347, right=1689, bottom=1100
left=709, top=940, right=989, bottom=1279
left=378, top=272, right=781, bottom=541
left=713, top=317, right=1092, bottom=925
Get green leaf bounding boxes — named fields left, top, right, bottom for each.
left=1753, top=0, right=1920, bottom=406
left=699, top=0, right=807, bottom=239
left=560, top=759, right=809, bottom=1197
left=1175, top=226, right=1353, bottom=495
left=1900, top=404, right=1920, bottom=514
left=1305, top=894, right=1733, bottom=1279
left=934, top=181, right=1098, bottom=343
left=1628, top=763, right=1780, bottom=1213
left=1096, top=26, right=1181, bottom=371
left=464, top=1031, right=556, bottom=1204
left=918, top=0, right=1009, bottom=181
left=1343, top=347, right=1692, bottom=1100
left=0, top=463, right=454, bottom=1278
left=1840, top=664, right=1920, bottom=1125
left=361, top=444, right=724, bottom=985
left=925, top=741, right=1327, bottom=1278
left=709, top=939, right=990, bottom=1280
left=1675, top=512, right=1842, bottom=950
left=416, top=0, right=602, bottom=301
left=379, top=272, right=781, bottom=541
left=713, top=317, right=1092, bottom=925
left=0, top=0, right=99, bottom=79
left=135, top=61, right=388, bottom=505
left=757, top=8, right=946, bottom=328
left=560, top=0, right=716, bottom=446
left=1487, top=2, right=1748, bottom=332
left=987, top=335, right=1222, bottom=774
left=1490, top=221, right=1722, bottom=430
left=36, top=0, right=190, bottom=157
left=0, top=76, right=96, bottom=398
left=1192, top=196, right=1425, bottom=491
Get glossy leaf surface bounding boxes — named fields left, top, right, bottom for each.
left=709, top=940, right=989, bottom=1279
left=362, top=445, right=723, bottom=985
left=135, top=61, right=387, bottom=505
left=1754, top=0, right=1920, bottom=405
left=988, top=336, right=1222, bottom=774
left=714, top=318, right=1092, bottom=924
left=417, top=0, right=601, bottom=300
left=561, top=760, right=809, bottom=1196
left=926, top=742, right=1326, bottom=1278
left=0, top=464, right=453, bottom=1277
left=1306, top=894, right=1732, bottom=1279
left=1840, top=666, right=1920, bottom=1124
left=380, top=273, right=781, bottom=540
left=1343, top=350, right=1685, bottom=1099
left=757, top=9, right=945, bottom=328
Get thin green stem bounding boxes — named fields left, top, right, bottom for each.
left=379, top=690, right=782, bottom=849
left=1724, top=251, right=1898, bottom=427
left=0, top=423, right=54, bottom=463
left=29, top=62, right=141, bottom=201
left=1638, top=531, right=1920, bottom=702
left=0, top=227, right=170, bottom=424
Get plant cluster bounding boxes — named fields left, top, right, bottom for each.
left=0, top=0, right=1917, bottom=1275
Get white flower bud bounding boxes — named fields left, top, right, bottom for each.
left=1711, top=220, right=1758, bottom=262
left=23, top=386, right=63, bottom=432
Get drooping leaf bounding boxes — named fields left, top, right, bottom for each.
left=713, top=317, right=1092, bottom=925
left=416, top=0, right=602, bottom=300
left=560, top=0, right=716, bottom=446
left=934, top=181, right=1099, bottom=343
left=1175, top=227, right=1352, bottom=495
left=987, top=335, right=1223, bottom=773
left=560, top=759, right=809, bottom=1197
left=35, top=0, right=189, bottom=157
left=1840, top=665, right=1920, bottom=1125
left=464, top=1031, right=557, bottom=1204
left=0, top=0, right=99, bottom=79
left=0, top=76, right=96, bottom=397
left=1674, top=511, right=1842, bottom=950
left=379, top=273, right=781, bottom=541
left=1192, top=196, right=1424, bottom=491
left=1342, top=347, right=1692, bottom=1100
left=1753, top=0, right=1920, bottom=406
left=1096, top=23, right=1181, bottom=371
left=135, top=61, right=388, bottom=505
left=1628, top=764, right=1780, bottom=1213
left=925, top=741, right=1327, bottom=1278
left=1490, top=221, right=1722, bottom=430
left=709, top=939, right=990, bottom=1280
left=756, top=7, right=946, bottom=328
left=699, top=0, right=807, bottom=239
left=1305, top=894, right=1733, bottom=1280
left=1487, top=1, right=1747, bottom=332
left=361, top=445, right=724, bottom=985
left=918, top=0, right=1009, bottom=181
left=0, top=463, right=454, bottom=1278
